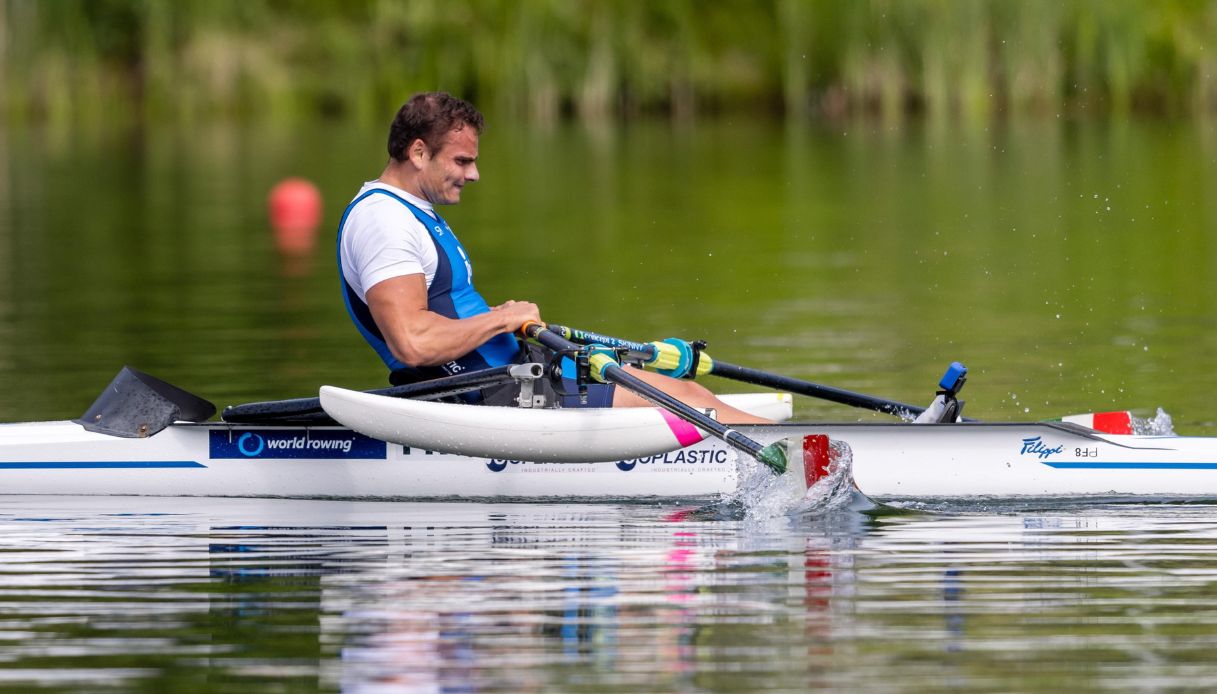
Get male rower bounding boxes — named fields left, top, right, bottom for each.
left=337, top=91, right=769, bottom=423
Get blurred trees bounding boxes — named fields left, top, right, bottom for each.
left=1, top=0, right=1214, bottom=125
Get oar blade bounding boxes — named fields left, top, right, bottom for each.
left=775, top=433, right=848, bottom=494
left=756, top=440, right=788, bottom=474
left=755, top=433, right=833, bottom=481
left=1060, top=411, right=1134, bottom=435
left=735, top=433, right=869, bottom=515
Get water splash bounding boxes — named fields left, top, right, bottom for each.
left=726, top=439, right=859, bottom=519
left=1132, top=407, right=1175, bottom=436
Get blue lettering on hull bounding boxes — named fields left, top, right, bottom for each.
left=615, top=449, right=731, bottom=471
left=209, top=430, right=386, bottom=459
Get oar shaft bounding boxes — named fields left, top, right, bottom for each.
left=523, top=323, right=767, bottom=460
left=707, top=361, right=924, bottom=417
left=547, top=324, right=655, bottom=360
left=222, top=365, right=527, bottom=424
left=546, top=322, right=933, bottom=419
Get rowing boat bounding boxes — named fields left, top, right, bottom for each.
left=6, top=414, right=1217, bottom=501
left=3, top=364, right=1217, bottom=502
left=0, top=366, right=790, bottom=500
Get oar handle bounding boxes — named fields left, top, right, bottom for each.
left=521, top=322, right=777, bottom=467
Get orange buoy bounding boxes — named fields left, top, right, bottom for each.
left=269, top=178, right=322, bottom=254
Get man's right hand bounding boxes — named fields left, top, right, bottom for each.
left=490, top=299, right=542, bottom=333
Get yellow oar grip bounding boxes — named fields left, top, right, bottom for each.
left=645, top=341, right=684, bottom=371
left=588, top=350, right=619, bottom=384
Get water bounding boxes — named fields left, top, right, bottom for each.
left=4, top=497, right=1217, bottom=691
left=1, top=118, right=1215, bottom=428
left=2, top=115, right=1217, bottom=688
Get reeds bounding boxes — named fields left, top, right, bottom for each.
left=1, top=0, right=1214, bottom=125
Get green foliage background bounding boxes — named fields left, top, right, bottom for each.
left=3, top=0, right=1216, bottom=125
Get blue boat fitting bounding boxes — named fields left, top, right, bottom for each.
left=938, top=362, right=968, bottom=395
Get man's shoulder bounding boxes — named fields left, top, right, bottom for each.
left=347, top=188, right=421, bottom=225
left=341, top=188, right=432, bottom=257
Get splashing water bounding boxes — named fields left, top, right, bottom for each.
left=800, top=440, right=858, bottom=509
left=1132, top=407, right=1175, bottom=435
left=726, top=439, right=859, bottom=519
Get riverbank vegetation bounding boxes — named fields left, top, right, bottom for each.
left=2, top=0, right=1215, bottom=125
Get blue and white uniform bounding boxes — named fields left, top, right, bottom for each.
left=337, top=181, right=616, bottom=407
left=337, top=182, right=519, bottom=383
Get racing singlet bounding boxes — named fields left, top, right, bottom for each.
left=336, top=188, right=520, bottom=383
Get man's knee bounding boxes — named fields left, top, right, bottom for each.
left=669, top=377, right=713, bottom=402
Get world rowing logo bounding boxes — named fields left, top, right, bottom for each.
left=208, top=430, right=387, bottom=460
left=237, top=433, right=265, bottom=457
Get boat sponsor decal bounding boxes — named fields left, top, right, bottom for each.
left=480, top=448, right=731, bottom=473
left=614, top=449, right=731, bottom=471
left=1018, top=435, right=1217, bottom=470
left=0, top=461, right=205, bottom=469
left=1019, top=436, right=1064, bottom=459
left=659, top=409, right=705, bottom=448
left=209, top=430, right=386, bottom=459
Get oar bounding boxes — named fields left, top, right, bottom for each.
left=222, top=364, right=537, bottom=424
left=520, top=321, right=793, bottom=474
left=545, top=323, right=936, bottom=419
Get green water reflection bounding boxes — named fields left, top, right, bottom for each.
left=5, top=498, right=1217, bottom=691
left=0, top=117, right=1213, bottom=429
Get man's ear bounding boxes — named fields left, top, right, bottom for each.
left=408, top=138, right=430, bottom=167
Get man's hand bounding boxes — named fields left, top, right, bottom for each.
left=490, top=300, right=542, bottom=332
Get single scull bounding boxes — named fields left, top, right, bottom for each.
left=2, top=365, right=1217, bottom=501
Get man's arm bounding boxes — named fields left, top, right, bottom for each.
left=366, top=273, right=540, bottom=367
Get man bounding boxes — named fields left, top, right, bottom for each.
left=338, top=92, right=768, bottom=423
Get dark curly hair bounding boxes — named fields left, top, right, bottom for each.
left=387, top=92, right=485, bottom=162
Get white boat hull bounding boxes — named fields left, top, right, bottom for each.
left=0, top=420, right=746, bottom=499
left=3, top=419, right=1217, bottom=501
left=813, top=422, right=1217, bottom=498
left=318, top=387, right=794, bottom=462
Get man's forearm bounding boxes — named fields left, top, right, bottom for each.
left=385, top=309, right=517, bottom=367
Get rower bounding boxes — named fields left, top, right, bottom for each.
left=335, top=92, right=773, bottom=424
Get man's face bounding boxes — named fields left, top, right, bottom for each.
left=415, top=126, right=479, bottom=205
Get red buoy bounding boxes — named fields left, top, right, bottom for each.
left=269, top=178, right=322, bottom=254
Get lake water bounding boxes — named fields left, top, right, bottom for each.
left=5, top=496, right=1217, bottom=691
left=1, top=115, right=1216, bottom=689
